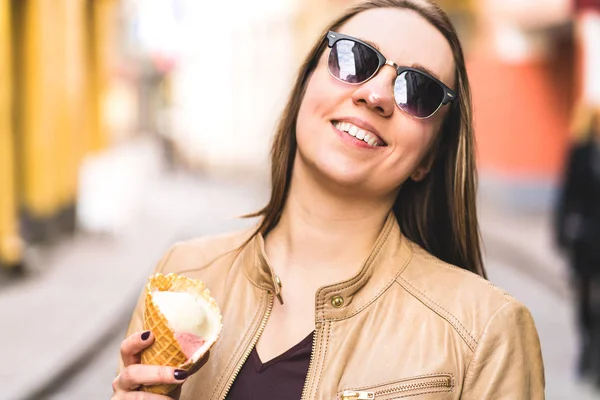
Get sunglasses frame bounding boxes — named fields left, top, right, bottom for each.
left=326, top=31, right=457, bottom=119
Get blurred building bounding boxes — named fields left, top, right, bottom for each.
left=1, top=0, right=119, bottom=271
left=0, top=0, right=20, bottom=271
left=469, top=0, right=577, bottom=209
left=158, top=0, right=297, bottom=174
left=0, top=0, right=156, bottom=272
left=0, top=0, right=301, bottom=273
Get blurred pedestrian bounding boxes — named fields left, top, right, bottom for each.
left=112, top=1, right=544, bottom=399
left=555, top=107, right=600, bottom=381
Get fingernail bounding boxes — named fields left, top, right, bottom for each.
left=174, top=369, right=189, bottom=380
left=141, top=331, right=151, bottom=341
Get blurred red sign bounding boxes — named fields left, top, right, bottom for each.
left=576, top=0, right=600, bottom=11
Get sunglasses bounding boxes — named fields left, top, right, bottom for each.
left=326, top=31, right=456, bottom=119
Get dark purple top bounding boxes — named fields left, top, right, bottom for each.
left=226, top=331, right=314, bottom=400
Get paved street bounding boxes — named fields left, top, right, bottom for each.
left=43, top=332, right=123, bottom=400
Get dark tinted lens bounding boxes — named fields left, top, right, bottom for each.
left=328, top=39, right=380, bottom=84
left=394, top=71, right=445, bottom=118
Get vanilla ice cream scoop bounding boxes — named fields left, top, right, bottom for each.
left=151, top=291, right=208, bottom=336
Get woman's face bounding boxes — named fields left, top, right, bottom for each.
left=295, top=7, right=456, bottom=198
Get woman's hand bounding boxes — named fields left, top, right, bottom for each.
left=111, top=330, right=205, bottom=399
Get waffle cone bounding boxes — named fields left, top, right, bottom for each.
left=140, top=273, right=222, bottom=395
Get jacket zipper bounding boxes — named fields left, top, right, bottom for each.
left=300, top=321, right=320, bottom=400
left=219, top=292, right=274, bottom=400
left=341, top=376, right=452, bottom=399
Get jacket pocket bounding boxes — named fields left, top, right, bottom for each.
left=339, top=373, right=454, bottom=399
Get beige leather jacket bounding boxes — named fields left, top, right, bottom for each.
left=125, top=214, right=545, bottom=399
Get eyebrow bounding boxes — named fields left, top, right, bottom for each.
left=409, top=63, right=442, bottom=82
left=357, top=36, right=443, bottom=82
left=359, top=37, right=382, bottom=52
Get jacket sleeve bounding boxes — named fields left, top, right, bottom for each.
left=461, top=300, right=545, bottom=400
left=117, top=244, right=180, bottom=373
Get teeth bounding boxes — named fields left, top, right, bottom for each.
left=333, top=121, right=381, bottom=147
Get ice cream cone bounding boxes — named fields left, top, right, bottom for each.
left=140, top=273, right=222, bottom=395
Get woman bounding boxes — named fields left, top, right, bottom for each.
left=555, top=108, right=600, bottom=382
left=112, top=1, right=545, bottom=399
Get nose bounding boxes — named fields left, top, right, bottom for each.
left=351, top=65, right=396, bottom=117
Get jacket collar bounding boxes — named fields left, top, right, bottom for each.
left=242, top=212, right=413, bottom=320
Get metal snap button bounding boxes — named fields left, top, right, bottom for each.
left=331, top=295, right=344, bottom=308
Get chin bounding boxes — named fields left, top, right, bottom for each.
left=309, top=154, right=372, bottom=190
left=295, top=131, right=382, bottom=192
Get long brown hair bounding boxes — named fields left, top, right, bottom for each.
left=248, top=0, right=486, bottom=278
left=571, top=104, right=600, bottom=143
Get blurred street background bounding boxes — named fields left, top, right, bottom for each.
left=0, top=0, right=599, bottom=399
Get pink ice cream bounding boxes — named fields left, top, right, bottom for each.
left=174, top=332, right=206, bottom=360
left=151, top=290, right=216, bottom=362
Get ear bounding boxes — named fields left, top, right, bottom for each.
left=410, top=151, right=435, bottom=182
left=410, top=166, right=429, bottom=182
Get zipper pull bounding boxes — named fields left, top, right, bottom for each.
left=341, top=390, right=375, bottom=399
left=274, top=275, right=284, bottom=305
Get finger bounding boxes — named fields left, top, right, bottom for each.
left=112, top=391, right=174, bottom=400
left=121, top=331, right=154, bottom=367
left=113, top=364, right=189, bottom=392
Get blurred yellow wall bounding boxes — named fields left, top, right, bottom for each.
left=0, top=0, right=23, bottom=267
left=15, top=0, right=117, bottom=224
left=0, top=0, right=122, bottom=261
left=20, top=0, right=63, bottom=218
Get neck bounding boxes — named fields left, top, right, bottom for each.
left=265, top=160, right=394, bottom=285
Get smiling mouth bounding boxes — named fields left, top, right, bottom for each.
left=332, top=121, right=387, bottom=147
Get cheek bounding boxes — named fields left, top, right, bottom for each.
left=295, top=90, right=316, bottom=145
left=302, top=70, right=334, bottom=113
left=296, top=71, right=338, bottom=138
left=385, top=121, right=440, bottom=175
left=396, top=120, right=435, bottom=151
